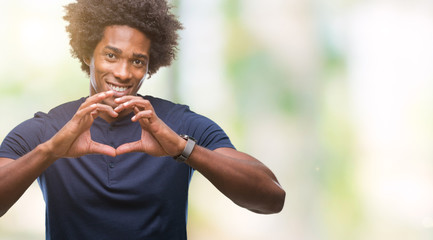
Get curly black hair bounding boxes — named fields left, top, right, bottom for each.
left=63, top=0, right=183, bottom=77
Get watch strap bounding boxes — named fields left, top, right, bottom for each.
left=174, top=135, right=196, bottom=162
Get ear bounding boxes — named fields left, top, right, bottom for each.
left=83, top=57, right=90, bottom=66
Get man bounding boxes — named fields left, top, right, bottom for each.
left=0, top=0, right=285, bottom=239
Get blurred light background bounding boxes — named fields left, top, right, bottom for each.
left=1, top=0, right=433, bottom=239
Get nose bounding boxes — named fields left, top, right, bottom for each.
left=112, top=60, right=132, bottom=81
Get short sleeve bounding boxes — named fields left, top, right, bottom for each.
left=186, top=113, right=234, bottom=150
left=168, top=106, right=235, bottom=151
left=137, top=95, right=235, bottom=151
left=0, top=113, right=47, bottom=160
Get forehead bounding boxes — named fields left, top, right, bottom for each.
left=97, top=25, right=151, bottom=54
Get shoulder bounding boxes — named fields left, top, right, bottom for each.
left=140, top=95, right=190, bottom=119
left=0, top=98, right=86, bottom=159
left=11, top=97, right=85, bottom=134
left=32, top=97, right=85, bottom=131
left=140, top=95, right=234, bottom=150
left=141, top=95, right=218, bottom=128
left=36, top=97, right=85, bottom=122
left=141, top=95, right=210, bottom=126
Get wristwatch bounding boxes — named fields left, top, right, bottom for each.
left=174, top=135, right=197, bottom=162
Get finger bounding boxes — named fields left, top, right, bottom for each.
left=92, top=103, right=118, bottom=118
left=114, top=98, right=154, bottom=113
left=89, top=141, right=117, bottom=157
left=113, top=95, right=140, bottom=111
left=114, top=100, right=144, bottom=113
left=132, top=106, right=153, bottom=127
left=116, top=141, right=142, bottom=155
left=75, top=102, right=117, bottom=121
left=113, top=95, right=141, bottom=104
left=81, top=91, right=115, bottom=109
left=131, top=109, right=153, bottom=122
left=74, top=103, right=98, bottom=119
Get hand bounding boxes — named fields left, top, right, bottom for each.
left=113, top=96, right=185, bottom=157
left=45, top=91, right=119, bottom=158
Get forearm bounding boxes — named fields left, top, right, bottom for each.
left=185, top=146, right=285, bottom=214
left=0, top=142, right=56, bottom=217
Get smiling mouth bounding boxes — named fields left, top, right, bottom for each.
left=108, top=83, right=129, bottom=92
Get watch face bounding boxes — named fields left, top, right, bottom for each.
left=184, top=135, right=197, bottom=142
left=180, top=134, right=196, bottom=142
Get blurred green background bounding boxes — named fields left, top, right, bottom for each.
left=1, top=0, right=433, bottom=239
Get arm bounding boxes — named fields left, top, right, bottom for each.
left=0, top=147, right=55, bottom=217
left=186, top=147, right=285, bottom=214
left=0, top=91, right=118, bottom=217
left=114, top=96, right=285, bottom=214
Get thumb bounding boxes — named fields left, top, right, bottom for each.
left=88, top=141, right=117, bottom=157
left=116, top=141, right=142, bottom=155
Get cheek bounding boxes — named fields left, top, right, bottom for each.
left=135, top=63, right=149, bottom=88
left=89, top=58, right=108, bottom=91
left=134, top=72, right=147, bottom=91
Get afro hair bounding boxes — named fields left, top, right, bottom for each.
left=63, top=0, right=183, bottom=77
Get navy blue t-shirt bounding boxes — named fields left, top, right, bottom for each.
left=0, top=95, right=234, bottom=240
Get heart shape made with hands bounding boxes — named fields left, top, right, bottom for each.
left=58, top=92, right=179, bottom=158
left=89, top=96, right=177, bottom=157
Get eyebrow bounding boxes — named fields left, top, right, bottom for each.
left=133, top=53, right=148, bottom=61
left=104, top=46, right=122, bottom=54
left=104, top=46, right=148, bottom=60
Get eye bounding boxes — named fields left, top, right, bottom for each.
left=104, top=52, right=117, bottom=61
left=132, top=59, right=145, bottom=67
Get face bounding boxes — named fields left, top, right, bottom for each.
left=87, top=25, right=150, bottom=108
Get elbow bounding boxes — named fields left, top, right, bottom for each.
left=264, top=181, right=286, bottom=214
left=249, top=188, right=286, bottom=214
left=271, top=188, right=286, bottom=213
left=0, top=202, right=13, bottom=218
left=266, top=188, right=286, bottom=214
left=0, top=208, right=8, bottom=218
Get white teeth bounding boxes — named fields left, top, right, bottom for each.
left=109, top=84, right=128, bottom=92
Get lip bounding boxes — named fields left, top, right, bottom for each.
left=107, top=82, right=132, bottom=97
